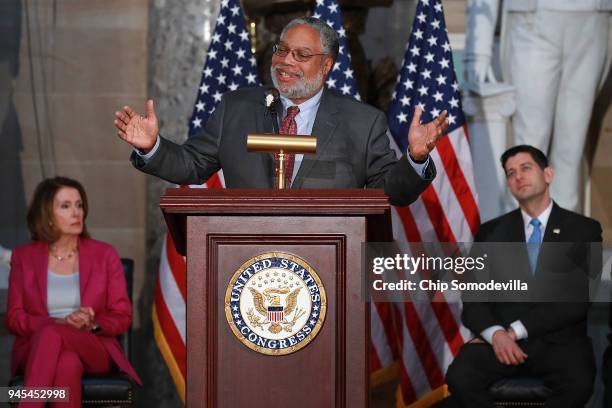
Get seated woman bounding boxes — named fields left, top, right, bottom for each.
left=6, top=177, right=141, bottom=408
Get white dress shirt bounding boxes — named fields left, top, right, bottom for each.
left=480, top=200, right=553, bottom=344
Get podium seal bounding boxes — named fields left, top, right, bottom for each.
left=225, top=252, right=327, bottom=355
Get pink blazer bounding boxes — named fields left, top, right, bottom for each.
left=6, top=238, right=142, bottom=385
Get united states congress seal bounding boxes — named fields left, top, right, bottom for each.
left=224, top=252, right=327, bottom=355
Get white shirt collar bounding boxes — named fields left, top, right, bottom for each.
left=521, top=199, right=553, bottom=233
left=280, top=87, right=324, bottom=116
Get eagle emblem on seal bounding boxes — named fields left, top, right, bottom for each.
left=247, top=287, right=305, bottom=334
left=225, top=252, right=327, bottom=355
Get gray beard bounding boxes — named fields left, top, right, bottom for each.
left=270, top=64, right=324, bottom=100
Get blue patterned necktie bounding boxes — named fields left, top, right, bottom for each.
left=527, top=218, right=542, bottom=274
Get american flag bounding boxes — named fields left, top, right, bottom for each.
left=313, top=0, right=360, bottom=100
left=387, top=0, right=479, bottom=406
left=152, top=0, right=259, bottom=401
left=152, top=0, right=479, bottom=405
left=187, top=0, right=259, bottom=133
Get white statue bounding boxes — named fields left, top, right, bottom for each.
left=465, top=0, right=612, bottom=211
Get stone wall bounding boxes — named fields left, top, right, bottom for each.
left=8, top=0, right=149, bottom=319
left=0, top=0, right=150, bottom=402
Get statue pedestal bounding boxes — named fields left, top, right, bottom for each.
left=463, top=85, right=516, bottom=222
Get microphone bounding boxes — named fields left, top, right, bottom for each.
left=265, top=88, right=281, bottom=134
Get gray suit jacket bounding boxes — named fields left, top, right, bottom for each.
left=131, top=87, right=435, bottom=206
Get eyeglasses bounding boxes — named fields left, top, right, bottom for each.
left=272, top=43, right=327, bottom=62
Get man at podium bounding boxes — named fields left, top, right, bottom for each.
left=114, top=17, right=449, bottom=206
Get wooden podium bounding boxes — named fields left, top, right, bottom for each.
left=161, top=188, right=392, bottom=408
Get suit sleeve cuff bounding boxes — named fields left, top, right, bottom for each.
left=510, top=320, right=528, bottom=340
left=133, top=135, right=161, bottom=161
left=481, top=325, right=505, bottom=344
left=406, top=150, right=430, bottom=179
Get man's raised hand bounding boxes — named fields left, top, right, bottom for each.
left=407, top=106, right=449, bottom=162
left=114, top=100, right=159, bottom=154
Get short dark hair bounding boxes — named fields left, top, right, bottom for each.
left=27, top=176, right=90, bottom=242
left=500, top=145, right=549, bottom=171
left=281, top=17, right=340, bottom=61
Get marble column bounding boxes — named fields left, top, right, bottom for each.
left=141, top=0, right=218, bottom=406
left=463, top=85, right=516, bottom=222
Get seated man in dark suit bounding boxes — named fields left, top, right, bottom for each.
left=446, top=145, right=602, bottom=408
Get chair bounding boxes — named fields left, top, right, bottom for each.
left=487, top=376, right=549, bottom=408
left=9, top=258, right=135, bottom=407
left=432, top=377, right=550, bottom=408
left=487, top=300, right=611, bottom=407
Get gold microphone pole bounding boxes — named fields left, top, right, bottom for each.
left=247, top=134, right=317, bottom=189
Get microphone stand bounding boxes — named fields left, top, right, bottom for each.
left=266, top=89, right=285, bottom=188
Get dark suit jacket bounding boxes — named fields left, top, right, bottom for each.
left=6, top=239, right=142, bottom=384
left=462, top=203, right=602, bottom=344
left=131, top=87, right=435, bottom=206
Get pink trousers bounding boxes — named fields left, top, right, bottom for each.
left=18, top=323, right=112, bottom=408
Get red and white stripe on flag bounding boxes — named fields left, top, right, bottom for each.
left=152, top=172, right=224, bottom=402
left=383, top=0, right=481, bottom=404
left=393, top=126, right=479, bottom=407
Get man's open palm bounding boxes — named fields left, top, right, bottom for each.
left=114, top=100, right=159, bottom=153
left=407, top=106, right=449, bottom=161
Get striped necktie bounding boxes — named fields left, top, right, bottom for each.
left=275, top=106, right=300, bottom=188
